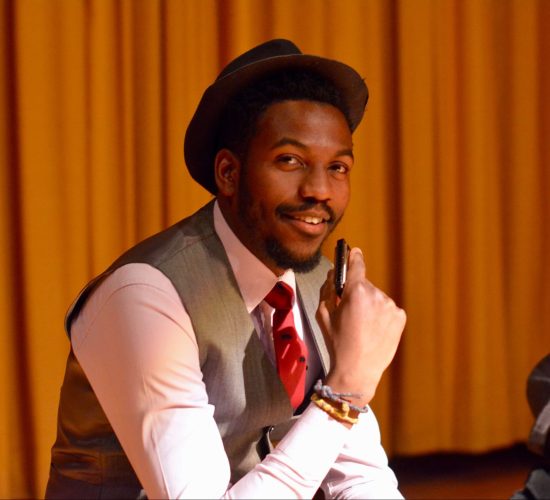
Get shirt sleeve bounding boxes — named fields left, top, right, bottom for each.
left=71, top=263, right=369, bottom=499
left=321, top=411, right=403, bottom=499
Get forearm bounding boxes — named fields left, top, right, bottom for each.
left=226, top=404, right=353, bottom=498
left=321, top=410, right=402, bottom=499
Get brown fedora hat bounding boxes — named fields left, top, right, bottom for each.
left=184, top=39, right=369, bottom=194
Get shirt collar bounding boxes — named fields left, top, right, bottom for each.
left=213, top=200, right=296, bottom=313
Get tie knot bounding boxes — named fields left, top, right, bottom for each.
left=265, top=281, right=294, bottom=310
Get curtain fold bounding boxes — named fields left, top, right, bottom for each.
left=1, top=0, right=548, bottom=496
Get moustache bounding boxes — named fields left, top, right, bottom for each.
left=276, top=201, right=335, bottom=223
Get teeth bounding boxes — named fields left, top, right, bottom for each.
left=298, top=216, right=323, bottom=224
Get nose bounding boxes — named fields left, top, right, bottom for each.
left=298, top=165, right=331, bottom=202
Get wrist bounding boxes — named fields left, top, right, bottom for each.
left=309, top=379, right=369, bottom=428
left=311, top=393, right=359, bottom=428
left=324, top=372, right=375, bottom=407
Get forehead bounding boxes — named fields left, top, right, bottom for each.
left=253, top=100, right=353, bottom=150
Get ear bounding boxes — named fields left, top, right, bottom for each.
left=214, top=149, right=241, bottom=196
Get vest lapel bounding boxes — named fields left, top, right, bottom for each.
left=296, top=266, right=331, bottom=374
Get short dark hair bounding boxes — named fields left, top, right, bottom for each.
left=216, top=69, right=352, bottom=161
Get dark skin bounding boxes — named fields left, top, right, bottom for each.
left=215, top=100, right=353, bottom=275
left=215, top=100, right=406, bottom=414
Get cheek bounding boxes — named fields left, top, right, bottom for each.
left=331, top=179, right=351, bottom=209
left=239, top=175, right=277, bottom=222
left=247, top=172, right=288, bottom=208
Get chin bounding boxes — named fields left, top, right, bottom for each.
left=266, top=238, right=322, bottom=273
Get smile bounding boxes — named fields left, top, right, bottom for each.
left=286, top=213, right=330, bottom=226
left=290, top=215, right=327, bottom=225
left=280, top=212, right=332, bottom=238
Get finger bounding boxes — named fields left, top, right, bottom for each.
left=315, top=300, right=336, bottom=359
left=316, top=299, right=329, bottom=327
left=344, top=247, right=366, bottom=284
left=316, top=300, right=334, bottom=338
left=326, top=268, right=335, bottom=288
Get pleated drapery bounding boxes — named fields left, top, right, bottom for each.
left=1, top=0, right=549, bottom=496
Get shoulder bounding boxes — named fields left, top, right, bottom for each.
left=71, top=263, right=183, bottom=334
left=111, top=201, right=217, bottom=269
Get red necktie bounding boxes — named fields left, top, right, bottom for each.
left=265, top=281, right=308, bottom=409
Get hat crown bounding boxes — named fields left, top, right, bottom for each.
left=184, top=38, right=368, bottom=194
left=217, top=39, right=302, bottom=81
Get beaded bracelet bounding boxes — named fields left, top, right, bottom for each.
left=311, top=393, right=359, bottom=425
left=313, top=379, right=370, bottom=414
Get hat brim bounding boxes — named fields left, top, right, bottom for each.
left=184, top=52, right=369, bottom=194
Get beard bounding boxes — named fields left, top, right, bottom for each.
left=237, top=172, right=341, bottom=273
left=264, top=234, right=323, bottom=273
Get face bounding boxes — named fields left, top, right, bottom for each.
left=217, top=100, right=354, bottom=275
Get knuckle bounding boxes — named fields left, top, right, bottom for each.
left=346, top=278, right=369, bottom=298
left=394, top=308, right=407, bottom=327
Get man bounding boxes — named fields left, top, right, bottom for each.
left=46, top=39, right=406, bottom=499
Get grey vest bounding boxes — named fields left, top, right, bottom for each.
left=46, top=201, right=331, bottom=498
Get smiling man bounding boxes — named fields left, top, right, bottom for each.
left=217, top=99, right=351, bottom=274
left=46, top=40, right=406, bottom=499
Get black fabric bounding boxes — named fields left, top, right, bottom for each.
left=511, top=468, right=550, bottom=500
left=527, top=354, right=550, bottom=459
left=512, top=355, right=550, bottom=500
left=528, top=355, right=550, bottom=421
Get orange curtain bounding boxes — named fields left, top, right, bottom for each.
left=1, top=0, right=549, bottom=497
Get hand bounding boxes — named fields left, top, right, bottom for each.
left=316, top=247, right=406, bottom=407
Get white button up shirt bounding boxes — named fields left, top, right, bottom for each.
left=71, top=201, right=402, bottom=499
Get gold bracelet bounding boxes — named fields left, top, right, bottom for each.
left=311, top=393, right=359, bottom=425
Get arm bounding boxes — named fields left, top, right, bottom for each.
left=72, top=263, right=358, bottom=499
left=71, top=264, right=229, bottom=498
left=316, top=247, right=406, bottom=498
left=321, top=411, right=403, bottom=499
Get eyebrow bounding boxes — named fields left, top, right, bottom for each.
left=270, top=137, right=354, bottom=160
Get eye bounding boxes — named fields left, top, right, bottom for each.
left=329, top=163, right=350, bottom=175
left=277, top=154, right=305, bottom=169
